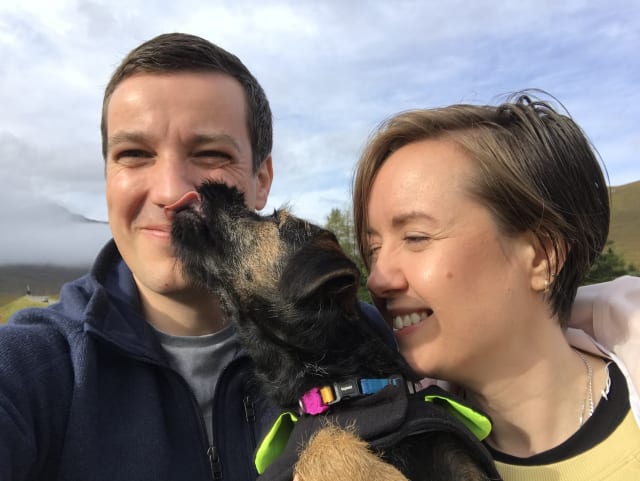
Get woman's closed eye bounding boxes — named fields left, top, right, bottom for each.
left=367, top=244, right=381, bottom=261
left=403, top=234, right=432, bottom=250
left=404, top=234, right=430, bottom=243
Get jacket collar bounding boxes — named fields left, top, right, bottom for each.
left=80, top=240, right=169, bottom=364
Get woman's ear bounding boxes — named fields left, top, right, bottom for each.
left=525, top=232, right=566, bottom=293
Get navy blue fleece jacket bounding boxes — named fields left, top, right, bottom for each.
left=0, top=240, right=280, bottom=481
left=0, top=240, right=393, bottom=481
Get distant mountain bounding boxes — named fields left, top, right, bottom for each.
left=38, top=200, right=108, bottom=226
left=609, top=180, right=640, bottom=267
left=0, top=264, right=90, bottom=301
left=64, top=210, right=109, bottom=225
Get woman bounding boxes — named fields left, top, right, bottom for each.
left=351, top=93, right=640, bottom=479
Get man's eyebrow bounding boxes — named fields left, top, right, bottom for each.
left=107, top=131, right=243, bottom=152
left=107, top=131, right=146, bottom=150
left=191, top=133, right=242, bottom=153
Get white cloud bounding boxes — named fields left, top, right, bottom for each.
left=0, top=0, right=638, bottom=265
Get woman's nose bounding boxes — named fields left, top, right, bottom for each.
left=366, top=251, right=408, bottom=297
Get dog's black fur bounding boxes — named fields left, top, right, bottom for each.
left=170, top=181, right=496, bottom=481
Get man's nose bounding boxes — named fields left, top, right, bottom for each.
left=163, top=191, right=201, bottom=219
left=149, top=156, right=201, bottom=209
left=366, top=251, right=408, bottom=297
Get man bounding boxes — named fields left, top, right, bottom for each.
left=0, top=32, right=281, bottom=481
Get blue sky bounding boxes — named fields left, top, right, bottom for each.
left=0, top=0, right=638, bottom=265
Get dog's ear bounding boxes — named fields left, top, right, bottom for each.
left=299, top=261, right=359, bottom=311
left=280, top=233, right=360, bottom=313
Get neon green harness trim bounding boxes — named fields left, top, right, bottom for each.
left=423, top=393, right=492, bottom=440
left=254, top=411, right=298, bottom=474
left=254, top=394, right=492, bottom=473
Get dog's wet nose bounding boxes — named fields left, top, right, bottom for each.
left=164, top=191, right=201, bottom=217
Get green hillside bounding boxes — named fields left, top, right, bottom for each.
left=609, top=180, right=640, bottom=267
left=0, top=264, right=86, bottom=323
left=0, top=264, right=88, bottom=298
left=0, top=295, right=57, bottom=324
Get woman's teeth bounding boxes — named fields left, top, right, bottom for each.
left=392, top=310, right=431, bottom=331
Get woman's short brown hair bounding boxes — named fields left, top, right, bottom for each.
left=353, top=92, right=609, bottom=326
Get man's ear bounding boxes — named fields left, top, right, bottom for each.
left=254, top=155, right=273, bottom=210
left=526, top=232, right=566, bottom=292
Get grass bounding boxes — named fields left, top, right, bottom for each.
left=0, top=293, right=18, bottom=307
left=0, top=295, right=58, bottom=324
left=609, top=180, right=640, bottom=267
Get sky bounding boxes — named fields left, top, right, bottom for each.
left=0, top=0, right=638, bottom=266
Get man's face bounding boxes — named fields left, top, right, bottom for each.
left=104, top=71, right=273, bottom=300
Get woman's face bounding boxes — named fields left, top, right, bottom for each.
left=366, top=138, right=542, bottom=385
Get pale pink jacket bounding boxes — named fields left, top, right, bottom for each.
left=569, top=275, right=640, bottom=426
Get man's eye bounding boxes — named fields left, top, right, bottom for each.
left=113, top=150, right=152, bottom=166
left=193, top=150, right=234, bottom=167
left=120, top=149, right=148, bottom=157
left=195, top=150, right=232, bottom=160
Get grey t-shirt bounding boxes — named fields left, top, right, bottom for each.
left=154, top=325, right=240, bottom=445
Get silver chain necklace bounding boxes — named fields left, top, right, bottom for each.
left=576, top=349, right=594, bottom=426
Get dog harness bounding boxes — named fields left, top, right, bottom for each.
left=299, top=375, right=406, bottom=415
left=255, top=382, right=501, bottom=480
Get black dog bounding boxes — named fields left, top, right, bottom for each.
left=170, top=181, right=500, bottom=481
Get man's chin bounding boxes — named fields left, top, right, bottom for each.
left=131, top=268, right=191, bottom=296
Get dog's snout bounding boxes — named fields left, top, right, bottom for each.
left=164, top=191, right=202, bottom=217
